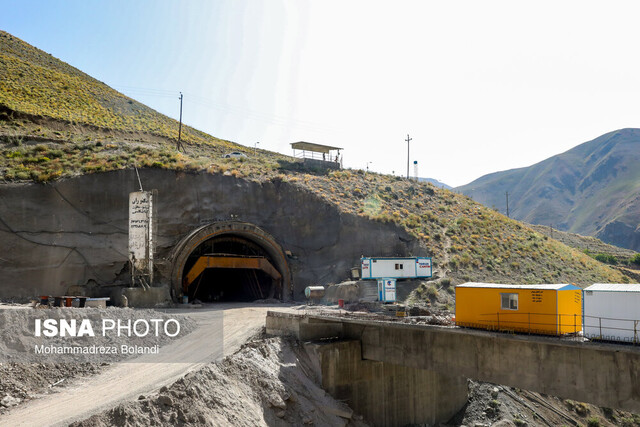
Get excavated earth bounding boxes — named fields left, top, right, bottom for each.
left=66, top=333, right=638, bottom=427
left=70, top=334, right=369, bottom=427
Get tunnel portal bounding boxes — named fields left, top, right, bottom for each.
left=171, top=222, right=291, bottom=302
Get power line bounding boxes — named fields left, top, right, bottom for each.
left=110, top=83, right=343, bottom=135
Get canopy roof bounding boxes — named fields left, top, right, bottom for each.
left=291, top=141, right=343, bottom=153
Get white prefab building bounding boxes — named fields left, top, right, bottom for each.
left=583, top=283, right=640, bottom=343
left=360, top=257, right=432, bottom=280
left=377, top=278, right=397, bottom=303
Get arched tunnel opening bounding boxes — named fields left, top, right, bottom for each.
left=181, top=234, right=283, bottom=302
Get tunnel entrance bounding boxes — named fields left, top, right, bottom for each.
left=171, top=222, right=291, bottom=302
left=187, top=267, right=274, bottom=302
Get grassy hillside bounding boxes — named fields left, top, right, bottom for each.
left=0, top=31, right=632, bottom=310
left=530, top=224, right=637, bottom=261
left=0, top=31, right=234, bottom=148
left=457, top=129, right=640, bottom=252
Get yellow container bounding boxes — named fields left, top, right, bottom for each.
left=455, top=283, right=582, bottom=335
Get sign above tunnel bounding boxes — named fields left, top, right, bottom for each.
left=129, top=191, right=156, bottom=285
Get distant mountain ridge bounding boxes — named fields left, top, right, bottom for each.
left=457, top=129, right=640, bottom=251
left=417, top=177, right=451, bottom=189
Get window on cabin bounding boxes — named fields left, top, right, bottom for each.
left=395, top=263, right=403, bottom=270
left=501, top=293, right=518, bottom=310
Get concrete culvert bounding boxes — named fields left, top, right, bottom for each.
left=171, top=221, right=291, bottom=302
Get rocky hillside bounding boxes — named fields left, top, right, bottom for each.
left=0, top=31, right=633, bottom=306
left=457, top=129, right=640, bottom=252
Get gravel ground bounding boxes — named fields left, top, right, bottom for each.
left=0, top=305, right=195, bottom=414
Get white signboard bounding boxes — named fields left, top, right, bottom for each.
left=129, top=191, right=154, bottom=283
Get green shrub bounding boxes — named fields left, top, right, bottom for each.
left=594, top=254, right=618, bottom=265
left=426, top=285, right=438, bottom=301
left=587, top=416, right=600, bottom=427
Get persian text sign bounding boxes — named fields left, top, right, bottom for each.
left=129, top=191, right=153, bottom=279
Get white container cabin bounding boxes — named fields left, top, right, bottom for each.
left=583, top=283, right=640, bottom=343
left=377, top=278, right=397, bottom=303
left=361, top=257, right=432, bottom=280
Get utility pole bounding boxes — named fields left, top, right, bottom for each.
left=505, top=191, right=510, bottom=218
left=405, top=134, right=412, bottom=179
left=177, top=92, right=184, bottom=152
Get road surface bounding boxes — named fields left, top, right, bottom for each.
left=0, top=303, right=282, bottom=427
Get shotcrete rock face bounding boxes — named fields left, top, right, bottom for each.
left=0, top=169, right=423, bottom=300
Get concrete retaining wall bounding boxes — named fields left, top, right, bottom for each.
left=308, top=340, right=468, bottom=426
left=266, top=311, right=640, bottom=414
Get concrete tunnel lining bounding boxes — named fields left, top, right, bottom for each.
left=170, top=221, right=292, bottom=301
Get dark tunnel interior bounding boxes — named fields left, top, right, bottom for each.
left=182, top=235, right=280, bottom=302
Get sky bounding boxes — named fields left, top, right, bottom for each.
left=3, top=0, right=640, bottom=187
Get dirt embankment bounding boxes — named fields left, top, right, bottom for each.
left=71, top=335, right=368, bottom=427
left=453, top=380, right=638, bottom=427
left=0, top=305, right=195, bottom=415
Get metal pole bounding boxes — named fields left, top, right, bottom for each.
left=558, top=313, right=561, bottom=336
left=599, top=317, right=602, bottom=339
left=405, top=134, right=412, bottom=179
left=177, top=92, right=183, bottom=151
left=505, top=191, right=510, bottom=218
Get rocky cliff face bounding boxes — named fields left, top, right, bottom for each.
left=0, top=168, right=423, bottom=299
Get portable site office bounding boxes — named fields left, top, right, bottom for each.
left=360, top=257, right=432, bottom=280
left=454, top=283, right=582, bottom=335
left=583, top=283, right=640, bottom=343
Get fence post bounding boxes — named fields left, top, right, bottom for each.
left=599, top=317, right=602, bottom=339
left=558, top=313, right=562, bottom=336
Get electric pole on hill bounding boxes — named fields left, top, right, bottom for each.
left=405, top=134, right=412, bottom=179
left=505, top=191, right=510, bottom=218
left=177, top=92, right=184, bottom=152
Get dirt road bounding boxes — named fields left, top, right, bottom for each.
left=0, top=303, right=280, bottom=427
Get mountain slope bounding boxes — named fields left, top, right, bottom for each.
left=418, top=177, right=452, bottom=189
left=457, top=129, right=640, bottom=251
left=0, top=30, right=234, bottom=149
left=0, top=30, right=631, bottom=305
